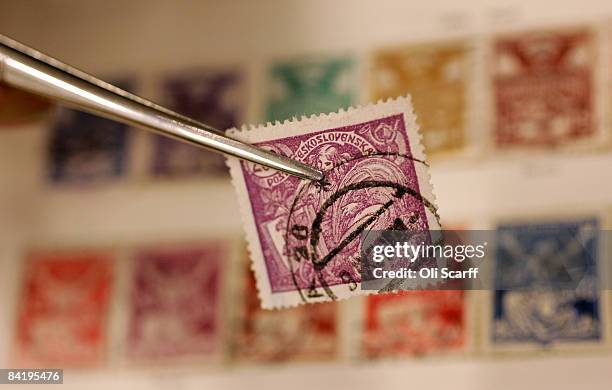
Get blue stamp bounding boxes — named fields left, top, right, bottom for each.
left=492, top=218, right=602, bottom=346
left=265, top=56, right=356, bottom=122
left=151, top=69, right=246, bottom=178
left=47, top=79, right=133, bottom=183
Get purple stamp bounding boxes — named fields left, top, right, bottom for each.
left=227, top=97, right=440, bottom=308
left=151, top=68, right=246, bottom=178
left=126, top=243, right=226, bottom=362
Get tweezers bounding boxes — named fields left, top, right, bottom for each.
left=0, top=34, right=323, bottom=182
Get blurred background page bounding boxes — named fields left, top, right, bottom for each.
left=1, top=1, right=612, bottom=389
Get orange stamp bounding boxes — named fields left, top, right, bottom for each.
left=369, top=41, right=473, bottom=157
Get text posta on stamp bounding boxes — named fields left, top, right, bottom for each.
left=227, top=96, right=440, bottom=309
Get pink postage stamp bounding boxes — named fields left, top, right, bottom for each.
left=126, top=243, right=227, bottom=363
left=227, top=97, right=440, bottom=308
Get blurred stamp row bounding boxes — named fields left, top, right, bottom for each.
left=2, top=23, right=612, bottom=183
left=10, top=209, right=612, bottom=368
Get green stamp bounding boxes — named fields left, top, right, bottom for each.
left=265, top=56, right=357, bottom=122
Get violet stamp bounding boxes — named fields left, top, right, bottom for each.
left=126, top=243, right=226, bottom=362
left=227, top=97, right=439, bottom=308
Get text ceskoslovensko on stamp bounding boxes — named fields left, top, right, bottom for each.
left=227, top=96, right=440, bottom=309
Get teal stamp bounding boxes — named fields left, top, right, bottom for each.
left=265, top=56, right=357, bottom=122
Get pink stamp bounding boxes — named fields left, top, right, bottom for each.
left=126, top=243, right=226, bottom=362
left=227, top=97, right=439, bottom=308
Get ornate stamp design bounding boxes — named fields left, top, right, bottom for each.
left=151, top=69, right=246, bottom=178
left=14, top=250, right=114, bottom=367
left=47, top=79, right=133, bottom=183
left=265, top=56, right=356, bottom=122
left=227, top=97, right=439, bottom=308
left=361, top=291, right=467, bottom=358
left=126, top=243, right=226, bottom=362
left=230, top=259, right=338, bottom=363
left=370, top=41, right=471, bottom=157
left=492, top=27, right=599, bottom=149
left=489, top=217, right=608, bottom=351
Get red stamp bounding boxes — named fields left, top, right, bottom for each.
left=361, top=291, right=466, bottom=358
left=493, top=28, right=597, bottom=148
left=231, top=261, right=339, bottom=363
left=126, top=243, right=226, bottom=362
left=14, top=250, right=114, bottom=367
